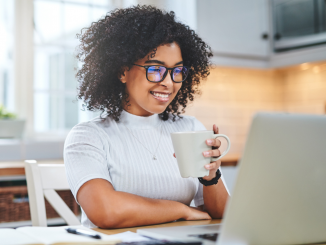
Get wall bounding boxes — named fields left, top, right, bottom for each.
left=185, top=61, right=326, bottom=156
left=281, top=62, right=326, bottom=115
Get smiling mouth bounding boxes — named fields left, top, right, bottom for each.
left=150, top=91, right=172, bottom=102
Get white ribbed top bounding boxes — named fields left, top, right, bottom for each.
left=64, top=110, right=227, bottom=228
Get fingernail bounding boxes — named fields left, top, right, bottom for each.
left=203, top=151, right=210, bottom=157
left=207, top=139, right=213, bottom=145
left=205, top=164, right=210, bottom=169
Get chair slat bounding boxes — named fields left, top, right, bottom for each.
left=24, top=160, right=48, bottom=226
left=25, top=160, right=80, bottom=226
left=39, top=164, right=70, bottom=190
left=44, top=189, right=80, bottom=226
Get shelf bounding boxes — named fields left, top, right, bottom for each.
left=221, top=153, right=240, bottom=167
left=0, top=160, right=64, bottom=178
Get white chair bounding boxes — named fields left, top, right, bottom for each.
left=25, top=160, right=81, bottom=226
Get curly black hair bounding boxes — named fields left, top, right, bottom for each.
left=76, top=5, right=212, bottom=121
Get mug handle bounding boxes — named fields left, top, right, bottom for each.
left=211, top=134, right=231, bottom=162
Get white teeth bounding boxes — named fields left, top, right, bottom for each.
left=153, top=92, right=169, bottom=98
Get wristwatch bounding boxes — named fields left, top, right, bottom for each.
left=198, top=169, right=221, bottom=186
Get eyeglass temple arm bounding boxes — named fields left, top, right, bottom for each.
left=133, top=64, right=146, bottom=68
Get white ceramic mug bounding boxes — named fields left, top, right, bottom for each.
left=171, top=130, right=231, bottom=178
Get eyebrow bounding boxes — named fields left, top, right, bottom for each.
left=144, top=60, right=183, bottom=66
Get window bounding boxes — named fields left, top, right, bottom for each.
left=0, top=0, right=14, bottom=111
left=3, top=0, right=197, bottom=137
left=33, top=0, right=113, bottom=133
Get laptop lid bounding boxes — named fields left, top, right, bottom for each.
left=217, top=113, right=326, bottom=245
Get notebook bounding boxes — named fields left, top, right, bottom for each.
left=0, top=226, right=121, bottom=245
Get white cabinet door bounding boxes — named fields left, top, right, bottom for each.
left=197, top=0, right=271, bottom=58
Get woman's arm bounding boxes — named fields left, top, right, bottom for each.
left=202, top=172, right=229, bottom=218
left=201, top=124, right=230, bottom=218
left=77, top=178, right=211, bottom=228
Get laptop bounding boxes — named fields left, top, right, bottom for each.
left=137, top=113, right=326, bottom=245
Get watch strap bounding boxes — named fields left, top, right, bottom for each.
left=198, top=169, right=221, bottom=186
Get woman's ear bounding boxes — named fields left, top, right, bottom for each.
left=119, top=68, right=127, bottom=84
left=120, top=74, right=126, bottom=83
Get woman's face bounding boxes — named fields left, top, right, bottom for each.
left=120, top=42, right=183, bottom=116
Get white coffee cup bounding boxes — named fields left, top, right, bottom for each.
left=171, top=130, right=231, bottom=178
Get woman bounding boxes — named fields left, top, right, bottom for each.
left=64, top=5, right=229, bottom=229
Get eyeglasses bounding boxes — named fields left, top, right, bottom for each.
left=133, top=64, right=189, bottom=83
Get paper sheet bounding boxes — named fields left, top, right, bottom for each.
left=0, top=228, right=42, bottom=245
left=17, top=226, right=120, bottom=244
left=1, top=226, right=150, bottom=245
left=106, top=231, right=151, bottom=242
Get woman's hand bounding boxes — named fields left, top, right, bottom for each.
left=202, top=124, right=222, bottom=181
left=172, top=124, right=222, bottom=181
left=183, top=206, right=212, bottom=221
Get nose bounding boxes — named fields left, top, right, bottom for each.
left=160, top=71, right=173, bottom=88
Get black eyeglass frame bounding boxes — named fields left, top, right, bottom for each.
left=133, top=64, right=189, bottom=83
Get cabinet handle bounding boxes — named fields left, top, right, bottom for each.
left=262, top=33, right=269, bottom=40
left=274, top=33, right=282, bottom=40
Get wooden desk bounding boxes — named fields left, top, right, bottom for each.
left=94, top=219, right=222, bottom=235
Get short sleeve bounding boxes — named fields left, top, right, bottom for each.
left=64, top=122, right=112, bottom=202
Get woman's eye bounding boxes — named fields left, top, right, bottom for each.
left=149, top=67, right=162, bottom=73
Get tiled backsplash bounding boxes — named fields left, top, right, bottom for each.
left=280, top=63, right=326, bottom=115
left=185, top=62, right=326, bottom=155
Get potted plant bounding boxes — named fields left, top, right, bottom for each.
left=0, top=104, right=25, bottom=139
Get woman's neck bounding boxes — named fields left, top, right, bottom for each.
left=123, top=105, right=155, bottom=117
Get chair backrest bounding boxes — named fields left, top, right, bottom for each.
left=25, top=160, right=81, bottom=226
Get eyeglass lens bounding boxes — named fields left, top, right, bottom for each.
left=147, top=66, right=188, bottom=82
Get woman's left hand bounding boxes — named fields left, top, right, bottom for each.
left=202, top=124, right=221, bottom=181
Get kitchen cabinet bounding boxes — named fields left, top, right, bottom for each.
left=273, top=0, right=326, bottom=52
left=197, top=0, right=271, bottom=59
left=196, top=0, right=326, bottom=68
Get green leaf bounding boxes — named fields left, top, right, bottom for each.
left=0, top=104, right=17, bottom=119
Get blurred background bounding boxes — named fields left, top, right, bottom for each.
left=1, top=0, right=326, bottom=227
